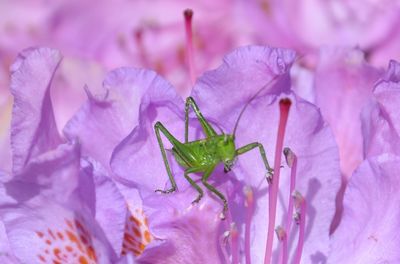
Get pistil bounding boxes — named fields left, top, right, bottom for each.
left=134, top=28, right=149, bottom=67
left=264, top=98, right=292, bottom=264
left=183, top=9, right=196, bottom=86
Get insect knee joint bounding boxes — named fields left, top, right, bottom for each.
left=154, top=121, right=161, bottom=129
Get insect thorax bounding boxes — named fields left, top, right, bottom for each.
left=172, top=134, right=236, bottom=168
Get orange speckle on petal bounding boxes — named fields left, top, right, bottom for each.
left=144, top=230, right=151, bottom=243
left=36, top=231, right=44, bottom=238
left=124, top=233, right=137, bottom=245
left=80, top=235, right=88, bottom=244
left=138, top=243, right=145, bottom=251
left=48, top=229, right=56, bottom=239
left=65, top=246, right=73, bottom=252
left=87, top=246, right=96, bottom=261
left=57, top=232, right=64, bottom=240
left=53, top=260, right=61, bottom=264
left=53, top=248, right=61, bottom=259
left=132, top=227, right=141, bottom=237
left=129, top=216, right=141, bottom=226
left=79, top=256, right=89, bottom=264
left=38, top=255, right=46, bottom=262
left=65, top=219, right=74, bottom=229
left=45, top=239, right=52, bottom=245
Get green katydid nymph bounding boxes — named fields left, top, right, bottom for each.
left=154, top=81, right=277, bottom=219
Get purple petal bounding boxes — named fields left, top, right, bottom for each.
left=65, top=67, right=181, bottom=171
left=84, top=158, right=128, bottom=256
left=2, top=199, right=113, bottom=263
left=137, top=197, right=224, bottom=264
left=314, top=47, right=382, bottom=178
left=10, top=47, right=62, bottom=174
left=328, top=155, right=400, bottom=263
left=191, top=45, right=296, bottom=132
left=362, top=60, right=400, bottom=158
left=110, top=68, right=184, bottom=193
left=1, top=141, right=116, bottom=263
left=0, top=220, right=18, bottom=263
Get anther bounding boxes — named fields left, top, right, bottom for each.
left=266, top=172, right=273, bottom=185
left=293, top=212, right=301, bottom=225
left=292, top=191, right=305, bottom=209
left=283, top=147, right=295, bottom=168
left=275, top=226, right=286, bottom=241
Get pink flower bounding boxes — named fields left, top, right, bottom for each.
left=243, top=0, right=400, bottom=66
left=66, top=45, right=341, bottom=263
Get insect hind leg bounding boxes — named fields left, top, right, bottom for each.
left=154, top=121, right=179, bottom=194
left=201, top=166, right=228, bottom=219
left=184, top=167, right=204, bottom=205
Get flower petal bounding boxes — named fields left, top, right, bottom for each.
left=328, top=155, right=400, bottom=263
left=314, top=47, right=382, bottom=178
left=65, top=68, right=181, bottom=171
left=10, top=47, right=62, bottom=174
left=191, top=45, right=296, bottom=133
left=362, top=60, right=400, bottom=158
left=110, top=68, right=184, bottom=193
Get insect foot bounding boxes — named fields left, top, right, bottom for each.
left=155, top=187, right=176, bottom=194
left=191, top=194, right=204, bottom=205
left=219, top=202, right=228, bottom=220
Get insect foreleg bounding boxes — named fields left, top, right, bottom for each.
left=201, top=166, right=228, bottom=218
left=185, top=97, right=217, bottom=142
left=236, top=142, right=274, bottom=177
left=154, top=121, right=179, bottom=193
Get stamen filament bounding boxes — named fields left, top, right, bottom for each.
left=293, top=193, right=306, bottom=264
left=244, top=186, right=254, bottom=264
left=184, top=9, right=196, bottom=86
left=264, top=98, right=292, bottom=264
left=281, top=148, right=298, bottom=264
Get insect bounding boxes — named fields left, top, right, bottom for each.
left=154, top=81, right=276, bottom=218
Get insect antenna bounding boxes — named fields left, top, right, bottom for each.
left=232, top=75, right=280, bottom=139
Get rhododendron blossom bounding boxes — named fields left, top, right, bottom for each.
left=1, top=1, right=400, bottom=264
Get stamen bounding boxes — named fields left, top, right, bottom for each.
left=292, top=191, right=306, bottom=264
left=264, top=98, right=292, bottom=264
left=220, top=231, right=231, bottom=263
left=183, top=9, right=196, bottom=86
left=281, top=148, right=298, bottom=264
left=244, top=186, right=254, bottom=264
left=230, top=223, right=239, bottom=264
left=275, top=226, right=286, bottom=241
